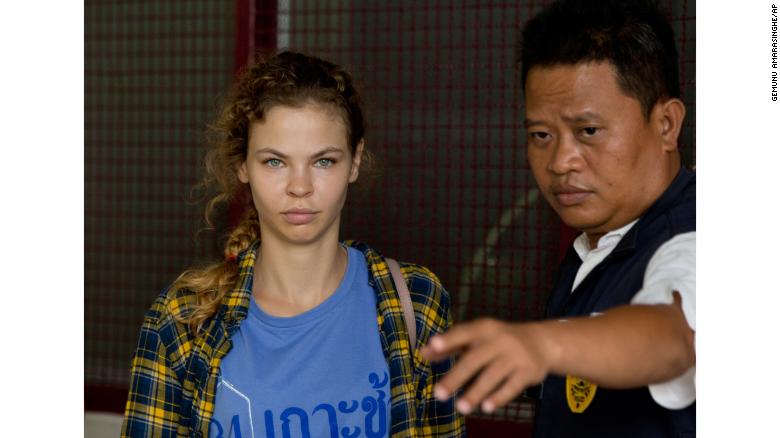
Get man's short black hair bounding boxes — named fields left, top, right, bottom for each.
left=519, top=0, right=680, bottom=118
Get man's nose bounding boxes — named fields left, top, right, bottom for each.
left=547, top=135, right=584, bottom=175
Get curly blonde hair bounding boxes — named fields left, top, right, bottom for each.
left=173, top=51, right=367, bottom=334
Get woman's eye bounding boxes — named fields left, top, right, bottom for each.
left=265, top=158, right=283, bottom=168
left=581, top=127, right=600, bottom=136
left=315, top=158, right=334, bottom=168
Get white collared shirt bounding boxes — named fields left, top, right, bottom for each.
left=572, top=225, right=696, bottom=410
left=572, top=220, right=639, bottom=291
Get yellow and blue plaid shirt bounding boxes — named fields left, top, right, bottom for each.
left=122, top=240, right=466, bottom=437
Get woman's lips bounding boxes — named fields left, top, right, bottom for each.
left=282, top=210, right=318, bottom=225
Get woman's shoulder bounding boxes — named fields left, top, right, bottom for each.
left=396, top=261, right=452, bottom=318
left=141, top=283, right=200, bottom=330
left=396, top=261, right=443, bottom=287
left=345, top=240, right=451, bottom=306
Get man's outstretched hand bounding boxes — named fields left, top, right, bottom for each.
left=420, top=299, right=695, bottom=415
left=420, top=318, right=556, bottom=415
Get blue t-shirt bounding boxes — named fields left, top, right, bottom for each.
left=209, top=247, right=391, bottom=438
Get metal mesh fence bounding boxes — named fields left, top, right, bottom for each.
left=84, top=0, right=695, bottom=428
left=84, top=0, right=235, bottom=410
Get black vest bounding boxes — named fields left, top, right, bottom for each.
left=533, top=168, right=696, bottom=438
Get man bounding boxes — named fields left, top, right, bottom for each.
left=420, top=0, right=695, bottom=436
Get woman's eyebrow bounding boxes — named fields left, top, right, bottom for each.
left=253, top=147, right=288, bottom=158
left=252, top=146, right=346, bottom=158
left=311, top=146, right=346, bottom=158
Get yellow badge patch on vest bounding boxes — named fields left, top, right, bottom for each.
left=566, top=375, right=597, bottom=413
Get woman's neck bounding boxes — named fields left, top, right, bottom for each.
left=252, top=236, right=348, bottom=317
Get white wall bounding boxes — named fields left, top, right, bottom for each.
left=84, top=412, right=123, bottom=438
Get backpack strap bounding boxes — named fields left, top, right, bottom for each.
left=386, top=258, right=417, bottom=349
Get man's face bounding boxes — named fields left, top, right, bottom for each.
left=525, top=62, right=675, bottom=241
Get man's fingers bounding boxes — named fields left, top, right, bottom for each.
left=456, top=356, right=515, bottom=414
left=433, top=338, right=501, bottom=402
left=421, top=319, right=498, bottom=362
left=481, top=372, right=532, bottom=414
left=419, top=336, right=458, bottom=362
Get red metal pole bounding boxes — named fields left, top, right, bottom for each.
left=228, top=0, right=277, bottom=227
left=233, top=0, right=256, bottom=74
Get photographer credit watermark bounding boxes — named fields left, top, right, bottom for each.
left=773, top=4, right=778, bottom=100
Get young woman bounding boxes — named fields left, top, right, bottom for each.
left=121, top=51, right=465, bottom=438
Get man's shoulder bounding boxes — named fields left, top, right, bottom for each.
left=640, top=168, right=696, bottom=238
left=650, top=231, right=695, bottom=262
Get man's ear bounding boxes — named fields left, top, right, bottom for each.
left=654, top=98, right=686, bottom=153
left=237, top=161, right=249, bottom=183
left=348, top=140, right=364, bottom=183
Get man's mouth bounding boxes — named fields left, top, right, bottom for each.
left=552, top=186, right=592, bottom=207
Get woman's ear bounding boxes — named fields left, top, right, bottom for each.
left=348, top=140, right=364, bottom=183
left=237, top=161, right=249, bottom=183
left=655, top=98, right=686, bottom=153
